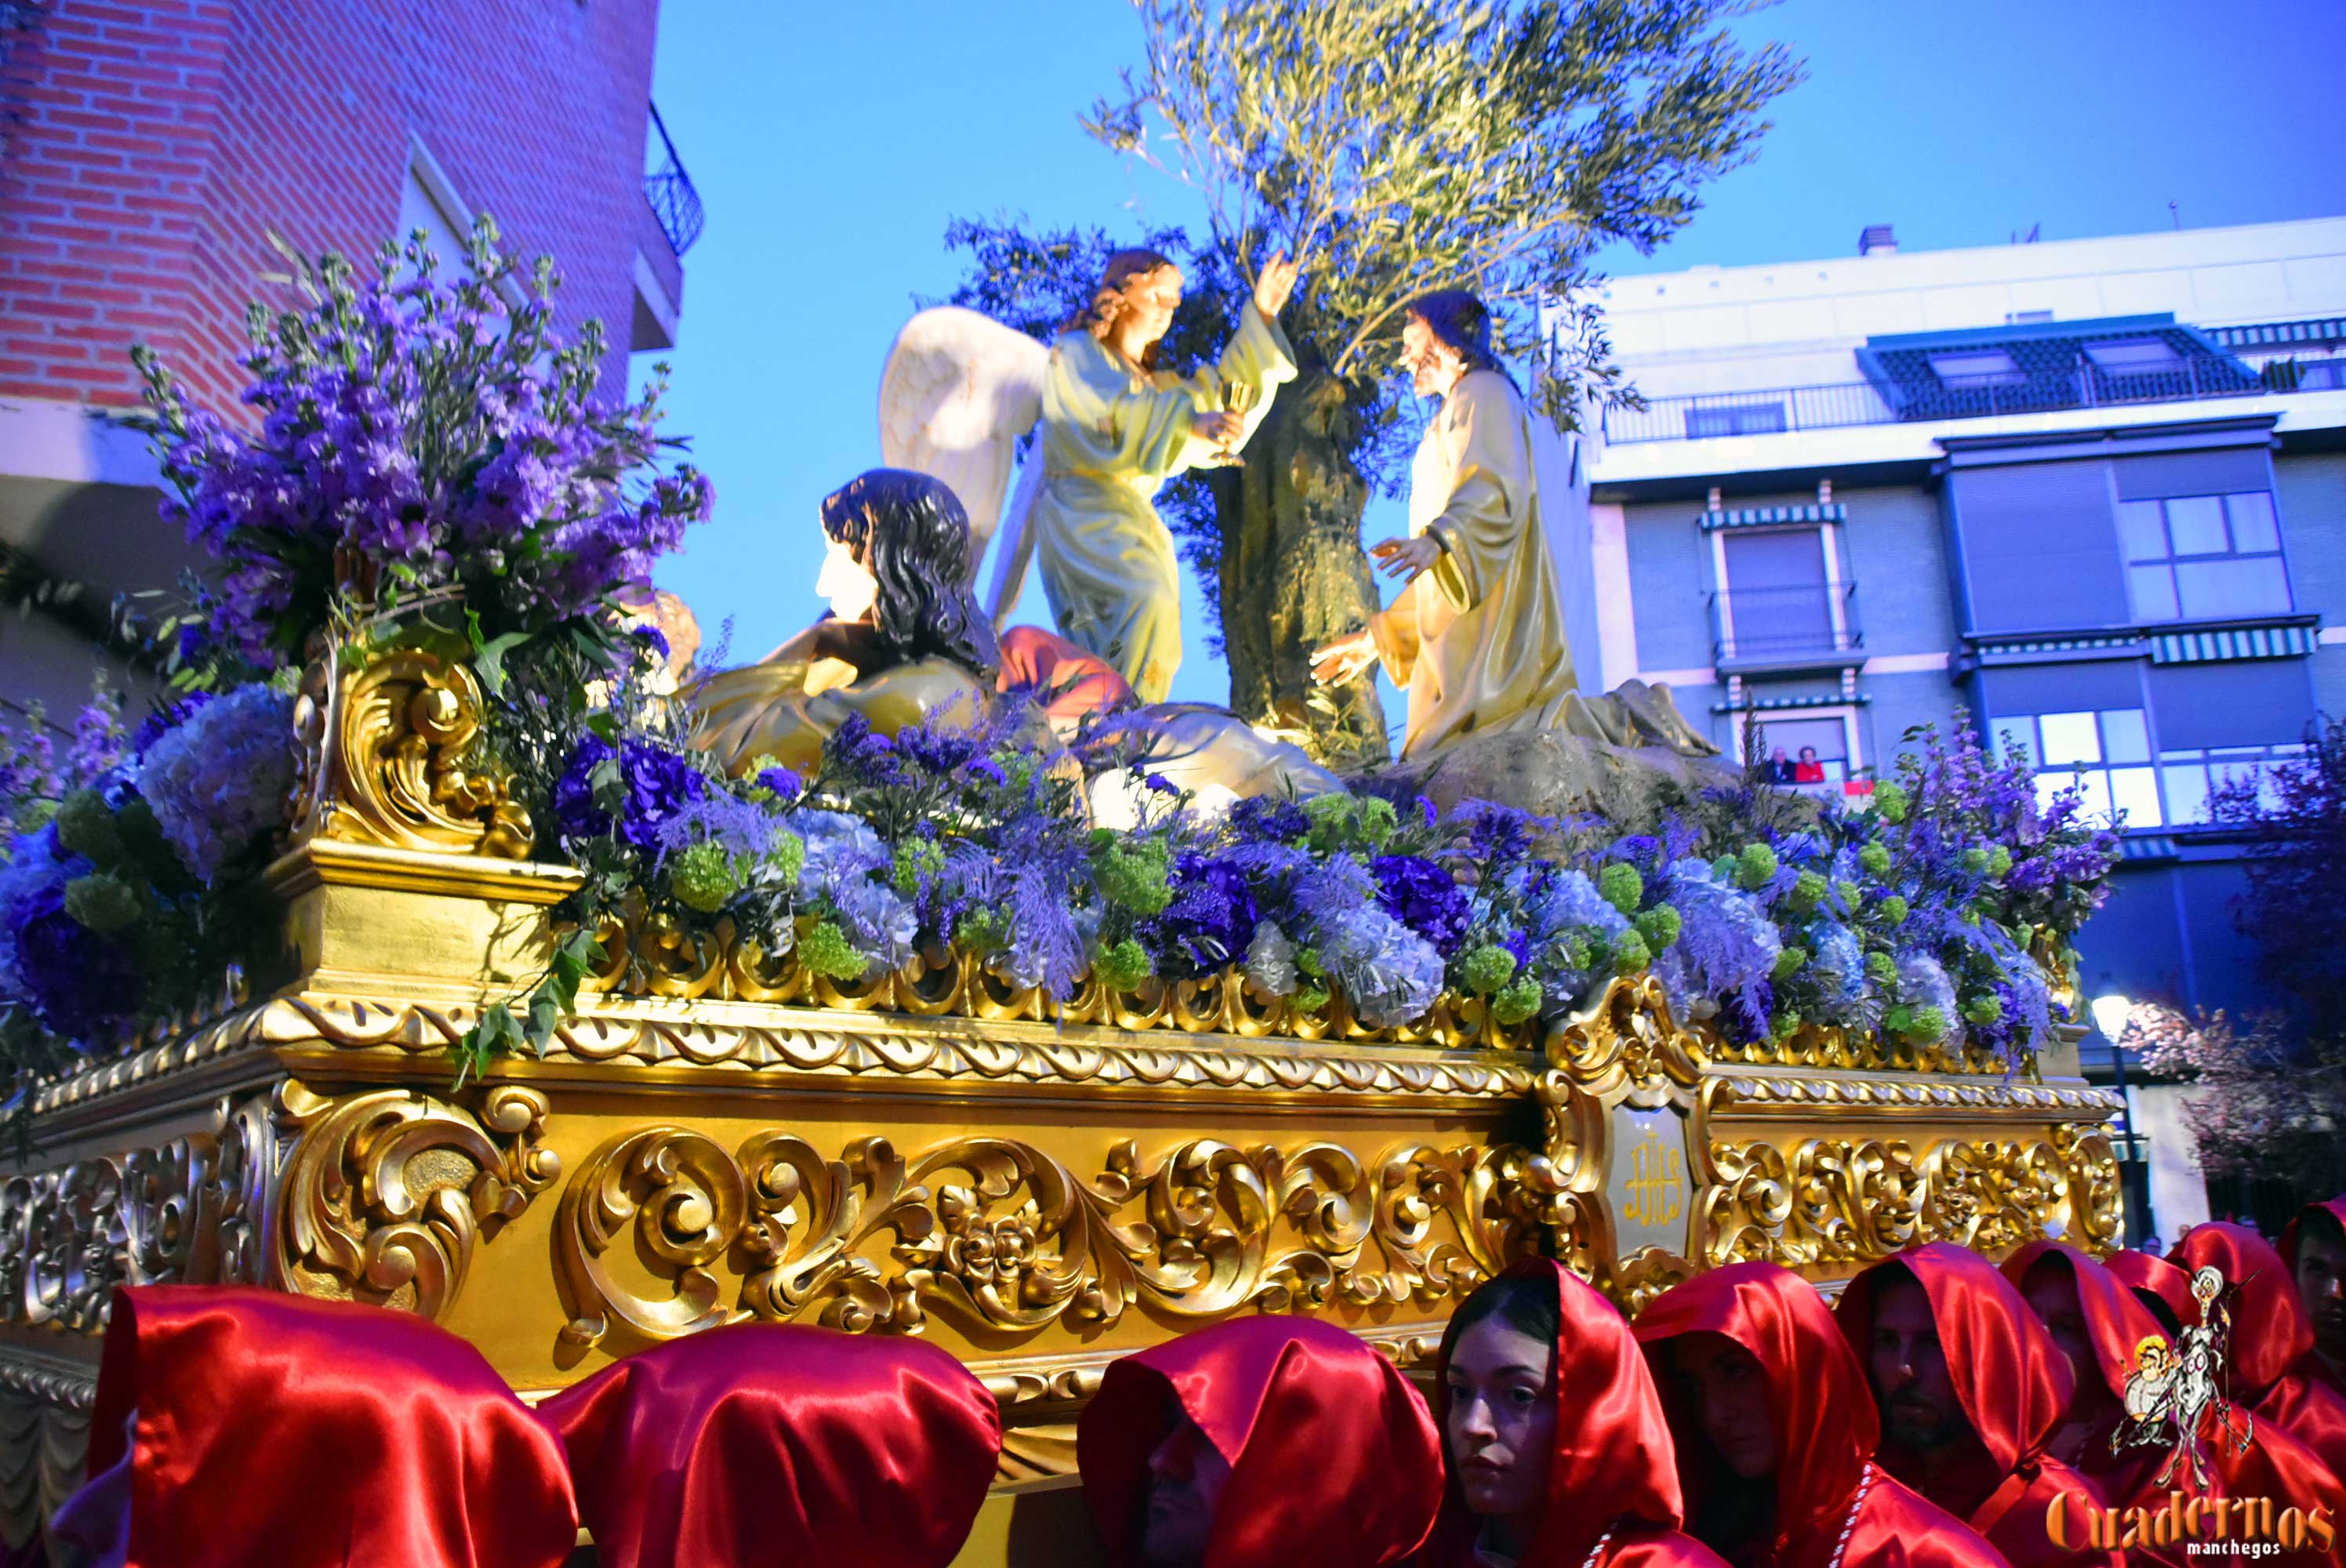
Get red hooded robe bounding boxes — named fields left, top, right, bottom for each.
left=66, top=1286, right=579, bottom=1568
left=1413, top=1260, right=1733, bottom=1568
left=2170, top=1224, right=2346, bottom=1492
left=1633, top=1260, right=2010, bottom=1568
left=1835, top=1245, right=2118, bottom=1568
left=2105, top=1251, right=2196, bottom=1335
left=2278, top=1198, right=2346, bottom=1402
left=1077, top=1315, right=1447, bottom=1568
left=2000, top=1242, right=2179, bottom=1515
left=540, top=1321, right=1003, bottom=1568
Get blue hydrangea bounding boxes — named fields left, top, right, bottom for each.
left=135, top=684, right=296, bottom=883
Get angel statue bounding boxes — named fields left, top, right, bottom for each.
left=1309, top=290, right=1717, bottom=765
left=687, top=468, right=1340, bottom=819
left=880, top=247, right=1301, bottom=703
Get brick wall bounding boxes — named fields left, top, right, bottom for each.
left=0, top=0, right=660, bottom=414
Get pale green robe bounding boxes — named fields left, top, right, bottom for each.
left=1033, top=307, right=1295, bottom=703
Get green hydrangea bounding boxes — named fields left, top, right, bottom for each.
left=1859, top=842, right=1892, bottom=877
left=1302, top=793, right=1399, bottom=854
left=1770, top=1008, right=1803, bottom=1040
left=1093, top=938, right=1153, bottom=992
left=1963, top=994, right=2005, bottom=1025
left=1492, top=975, right=1542, bottom=1026
left=1458, top=943, right=1519, bottom=996
left=63, top=872, right=140, bottom=935
left=1598, top=862, right=1643, bottom=916
left=764, top=830, right=805, bottom=888
left=1834, top=880, right=1861, bottom=911
left=53, top=789, right=122, bottom=864
left=1091, top=836, right=1173, bottom=916
left=1772, top=944, right=1808, bottom=980
left=1297, top=946, right=1326, bottom=980
left=797, top=919, right=870, bottom=982
left=1736, top=842, right=1778, bottom=891
left=891, top=837, right=945, bottom=896
left=1988, top=845, right=2013, bottom=878
left=1874, top=782, right=1910, bottom=823
left=1865, top=950, right=1899, bottom=985
left=670, top=840, right=742, bottom=913
left=1961, top=847, right=1991, bottom=876
left=955, top=906, right=1011, bottom=951
left=1635, top=904, right=1682, bottom=951
left=1293, top=982, right=1332, bottom=1014
left=1878, top=895, right=1909, bottom=928
left=1910, top=1004, right=1949, bottom=1040
left=1612, top=930, right=1652, bottom=975
left=1786, top=870, right=1827, bottom=911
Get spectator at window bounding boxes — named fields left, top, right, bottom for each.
left=1766, top=746, right=1796, bottom=784
left=1793, top=746, right=1827, bottom=784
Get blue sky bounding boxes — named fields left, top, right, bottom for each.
left=643, top=0, right=2346, bottom=726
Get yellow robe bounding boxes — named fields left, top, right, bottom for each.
left=1033, top=307, right=1295, bottom=704
left=1370, top=370, right=1579, bottom=760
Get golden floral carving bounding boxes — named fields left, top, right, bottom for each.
left=289, top=645, right=532, bottom=859
left=274, top=1080, right=557, bottom=1321
left=550, top=1123, right=1534, bottom=1347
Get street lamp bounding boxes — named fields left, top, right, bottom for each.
left=2090, top=991, right=2147, bottom=1247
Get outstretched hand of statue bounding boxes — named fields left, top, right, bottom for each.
left=1371, top=535, right=1442, bottom=583
left=1253, top=250, right=1300, bottom=320
left=1310, top=628, right=1378, bottom=687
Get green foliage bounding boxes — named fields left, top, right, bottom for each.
left=1771, top=944, right=1807, bottom=981
left=452, top=926, right=601, bottom=1091
left=1492, top=974, right=1543, bottom=1026
left=1458, top=942, right=1520, bottom=996
left=797, top=920, right=870, bottom=983
left=63, top=874, right=141, bottom=935
left=1877, top=895, right=1909, bottom=928
left=1635, top=904, right=1681, bottom=952
left=1611, top=930, right=1651, bottom=975
left=1091, top=834, right=1175, bottom=916
left=1734, top=842, right=1778, bottom=891
left=1859, top=842, right=1892, bottom=877
left=1598, top=862, right=1643, bottom=916
left=1786, top=870, right=1827, bottom=912
left=1095, top=938, right=1155, bottom=993
left=671, top=841, right=743, bottom=913
left=1872, top=782, right=1910, bottom=824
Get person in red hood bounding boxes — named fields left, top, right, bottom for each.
left=1835, top=1244, right=2117, bottom=1568
left=2105, top=1250, right=2195, bottom=1338
left=2170, top=1223, right=2346, bottom=1486
left=2279, top=1198, right=2346, bottom=1399
left=50, top=1286, right=579, bottom=1568
left=1077, top=1315, right=1445, bottom=1568
left=2002, top=1242, right=2174, bottom=1503
left=1633, top=1259, right=2009, bottom=1568
left=540, top=1321, right=1002, bottom=1568
left=1412, top=1261, right=1730, bottom=1568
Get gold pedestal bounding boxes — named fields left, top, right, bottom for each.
left=0, top=654, right=2126, bottom=1560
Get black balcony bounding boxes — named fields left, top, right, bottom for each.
left=643, top=102, right=704, bottom=257
left=1709, top=583, right=1863, bottom=671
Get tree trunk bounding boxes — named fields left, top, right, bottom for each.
left=1213, top=368, right=1389, bottom=767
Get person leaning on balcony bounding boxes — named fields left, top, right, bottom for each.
left=1076, top=1315, right=1444, bottom=1568
left=1792, top=747, right=1827, bottom=785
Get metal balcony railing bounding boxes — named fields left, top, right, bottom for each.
left=643, top=102, right=705, bottom=257
left=1709, top=582, right=1862, bottom=665
left=1605, top=357, right=2268, bottom=445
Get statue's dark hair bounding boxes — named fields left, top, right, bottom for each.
left=1438, top=1270, right=1562, bottom=1376
left=1407, top=289, right=1513, bottom=387
left=1069, top=247, right=1180, bottom=372
left=819, top=469, right=1000, bottom=680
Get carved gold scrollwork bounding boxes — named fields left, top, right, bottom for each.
left=274, top=1080, right=557, bottom=1321
left=1549, top=976, right=1707, bottom=1098
left=2055, top=1123, right=2124, bottom=1254
left=289, top=646, right=532, bottom=858
left=548, top=1125, right=1533, bottom=1346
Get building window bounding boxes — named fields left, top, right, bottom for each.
left=1712, top=524, right=1854, bottom=661
left=1742, top=711, right=1859, bottom=794
left=2115, top=491, right=2291, bottom=622
left=2083, top=338, right=2183, bottom=376
left=1684, top=401, right=1788, bottom=438
left=1929, top=349, right=2025, bottom=388
left=1996, top=707, right=2162, bottom=826
left=2157, top=742, right=2306, bottom=823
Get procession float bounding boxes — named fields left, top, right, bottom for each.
left=0, top=231, right=2126, bottom=1563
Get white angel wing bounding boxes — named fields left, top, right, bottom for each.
left=878, top=307, right=1048, bottom=587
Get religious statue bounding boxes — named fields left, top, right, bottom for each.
left=878, top=249, right=1301, bottom=703
left=1309, top=291, right=1716, bottom=764
left=688, top=468, right=1004, bottom=775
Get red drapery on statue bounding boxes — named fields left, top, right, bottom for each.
left=73, top=1285, right=578, bottom=1568
left=1411, top=1259, right=1729, bottom=1568
left=1833, top=1243, right=2117, bottom=1568
left=1631, top=1260, right=2008, bottom=1568
left=1076, top=1314, right=1444, bottom=1567
left=540, top=1321, right=1002, bottom=1568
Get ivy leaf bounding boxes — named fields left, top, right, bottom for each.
left=465, top=608, right=531, bottom=698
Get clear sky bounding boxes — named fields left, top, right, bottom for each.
left=642, top=0, right=2346, bottom=729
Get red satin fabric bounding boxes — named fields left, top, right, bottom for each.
left=1631, top=1261, right=2008, bottom=1568
left=1999, top=1243, right=2178, bottom=1515
left=2105, top=1251, right=2197, bottom=1332
left=2279, top=1198, right=2346, bottom=1401
left=84, top=1285, right=577, bottom=1568
left=2170, top=1224, right=2346, bottom=1488
left=1834, top=1245, right=2113, bottom=1568
left=1412, top=1261, right=1728, bottom=1568
left=542, top=1321, right=1000, bottom=1568
left=997, top=624, right=1134, bottom=722
left=1077, top=1315, right=1444, bottom=1567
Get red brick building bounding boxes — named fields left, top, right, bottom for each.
left=0, top=0, right=695, bottom=716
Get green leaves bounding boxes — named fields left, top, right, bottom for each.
left=450, top=926, right=603, bottom=1090
left=466, top=608, right=533, bottom=698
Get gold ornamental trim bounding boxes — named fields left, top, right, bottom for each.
left=550, top=1124, right=1537, bottom=1351
left=1705, top=1072, right=2123, bottom=1123
left=289, top=645, right=533, bottom=860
